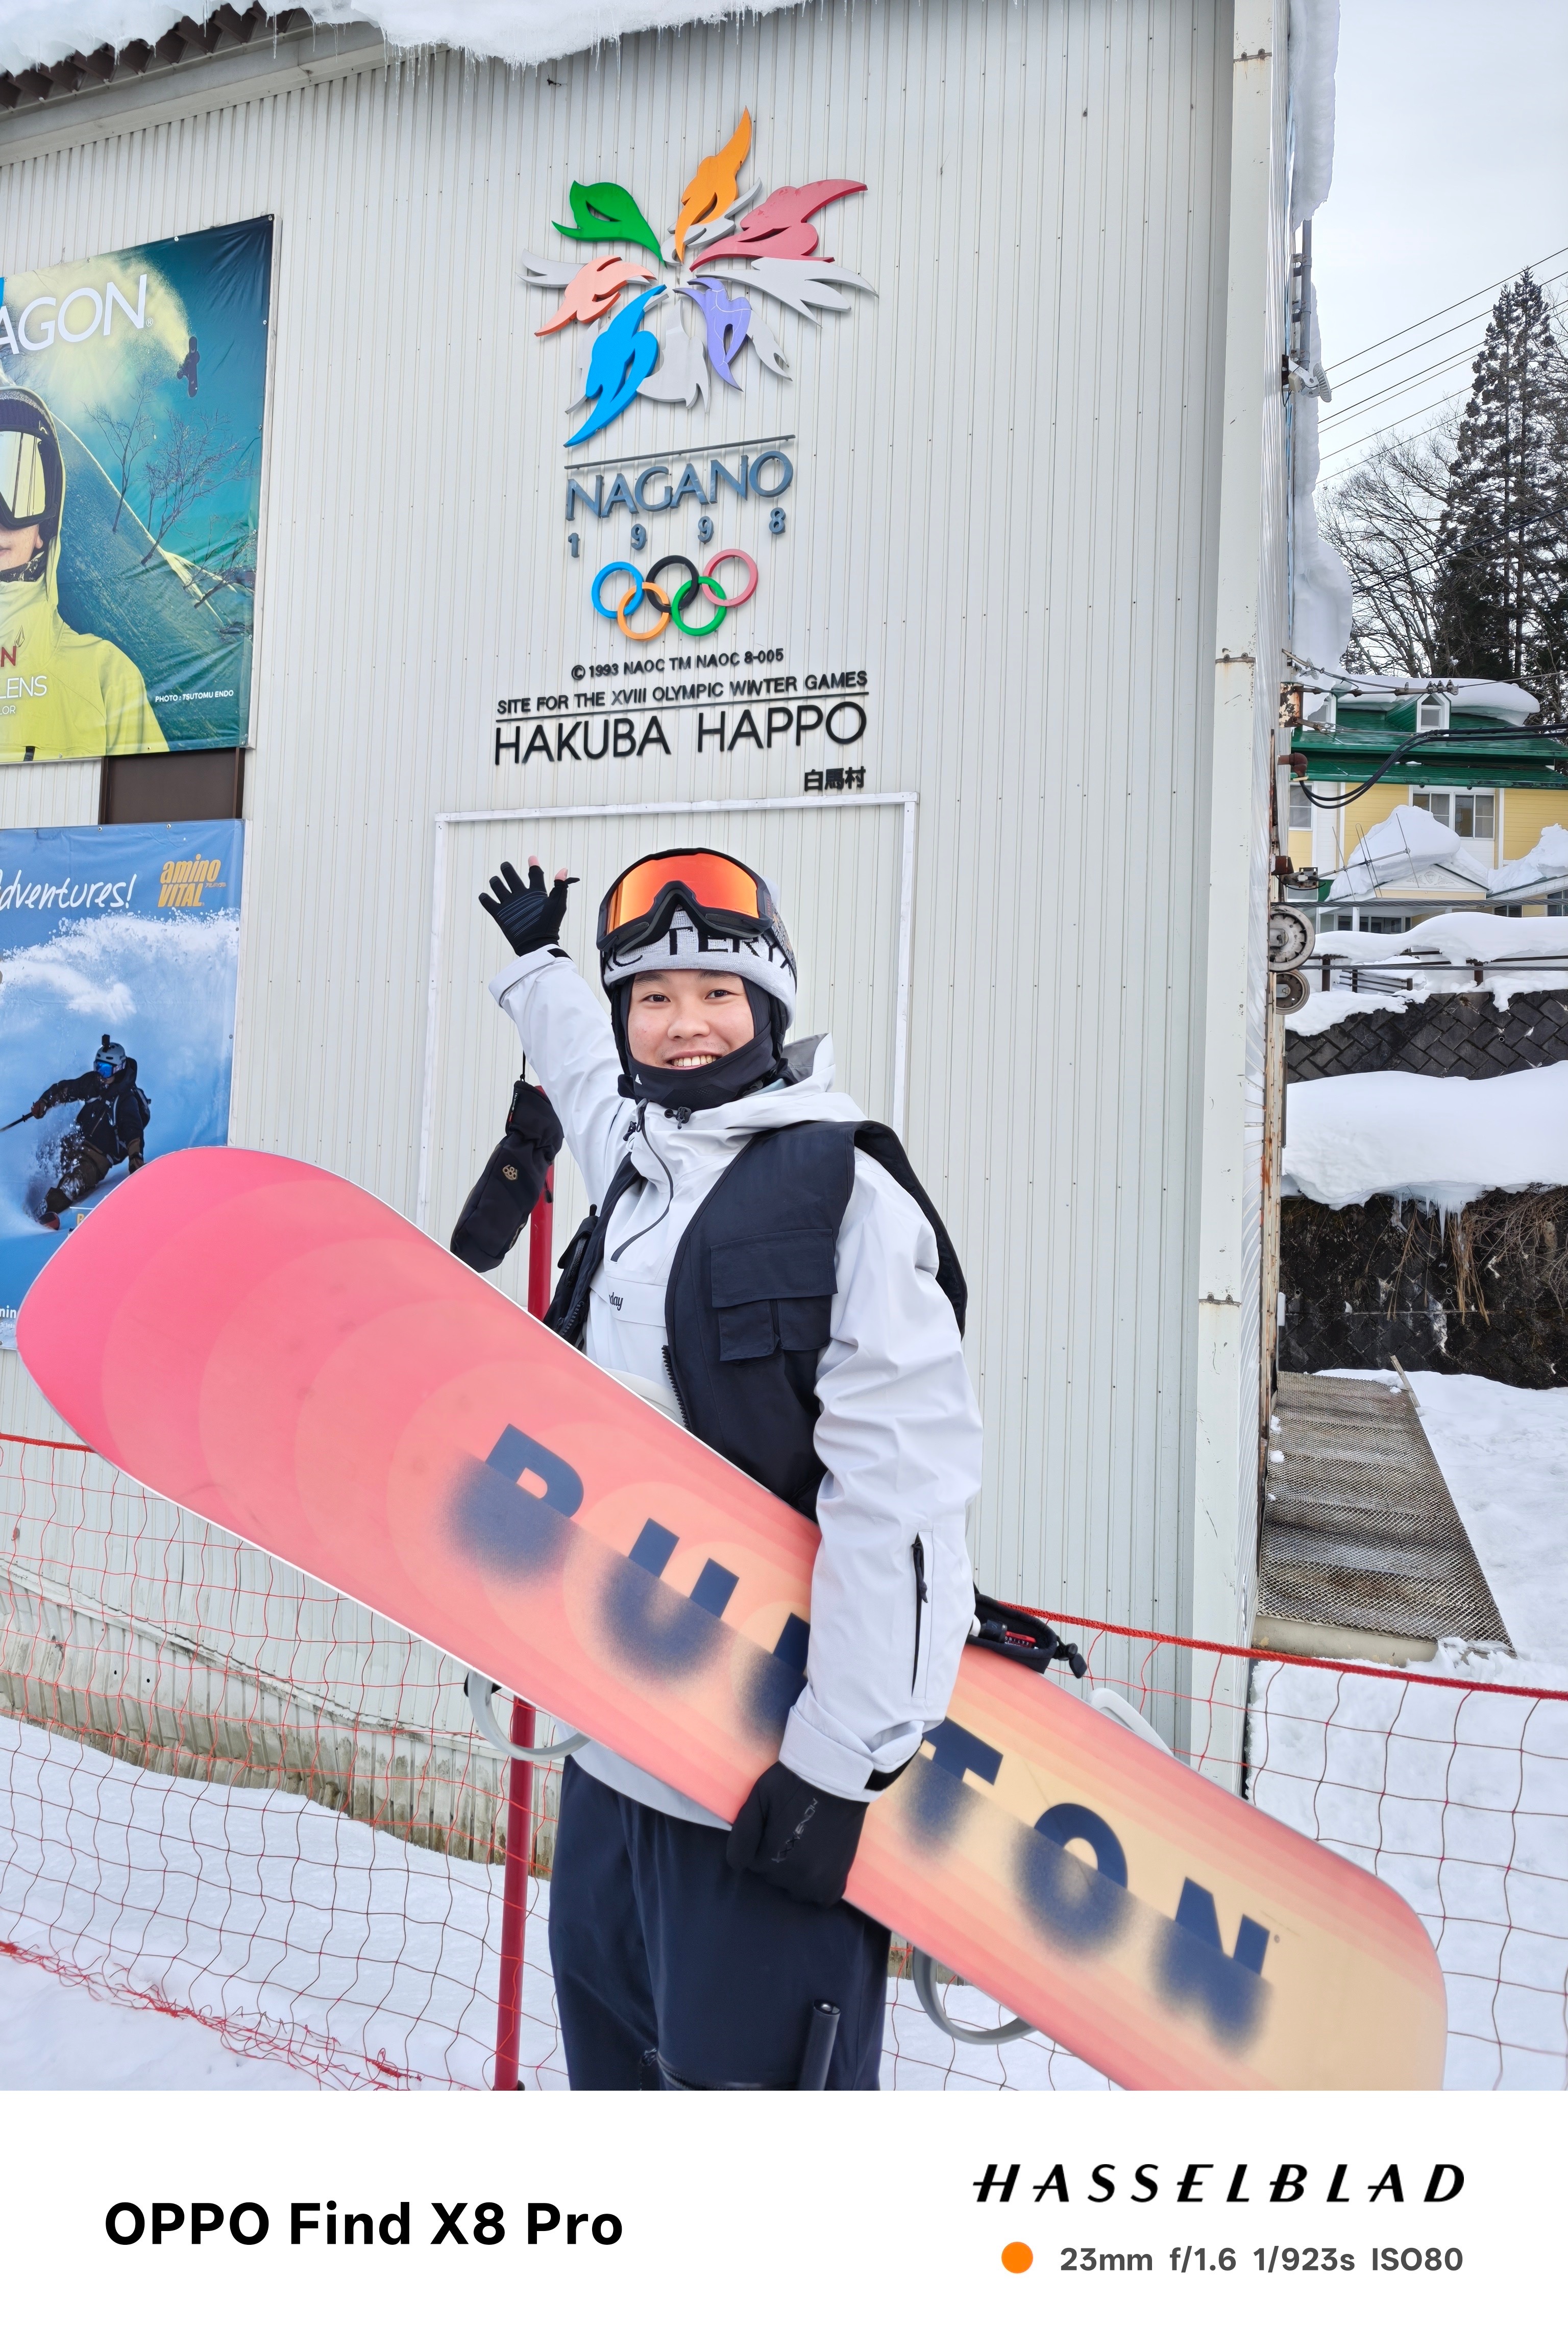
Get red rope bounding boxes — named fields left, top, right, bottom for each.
left=1019, top=1602, right=1567, bottom=1704
left=6, top=1427, right=1561, bottom=1705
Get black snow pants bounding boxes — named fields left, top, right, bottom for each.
left=44, top=1137, right=111, bottom=1217
left=548, top=1756, right=890, bottom=2090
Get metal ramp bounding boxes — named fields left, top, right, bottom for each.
left=1257, top=1372, right=1511, bottom=1664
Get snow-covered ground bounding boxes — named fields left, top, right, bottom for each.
left=1281, top=1060, right=1568, bottom=1211
left=1407, top=1371, right=1568, bottom=1663
left=2, top=1364, right=1562, bottom=2092
left=0, top=1947, right=311, bottom=2090
left=0, top=1712, right=1111, bottom=2093
left=1243, top=1367, right=1568, bottom=2090
left=1248, top=1638, right=1568, bottom=2090
left=1286, top=911, right=1568, bottom=1038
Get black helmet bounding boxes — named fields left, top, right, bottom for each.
left=0, top=388, right=63, bottom=545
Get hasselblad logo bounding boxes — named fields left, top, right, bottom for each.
left=518, top=112, right=876, bottom=448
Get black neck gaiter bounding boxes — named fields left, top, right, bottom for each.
left=612, top=979, right=787, bottom=1112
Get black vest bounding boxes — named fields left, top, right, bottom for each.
left=548, top=1120, right=965, bottom=1519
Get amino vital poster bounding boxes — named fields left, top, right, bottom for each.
left=0, top=820, right=243, bottom=1342
left=0, top=216, right=271, bottom=762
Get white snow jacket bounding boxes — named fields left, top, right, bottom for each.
left=489, top=945, right=984, bottom=1828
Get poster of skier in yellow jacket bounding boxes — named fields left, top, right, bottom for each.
left=0, top=384, right=166, bottom=761
left=0, top=215, right=271, bottom=766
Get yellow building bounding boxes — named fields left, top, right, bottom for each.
left=1287, top=680, right=1568, bottom=928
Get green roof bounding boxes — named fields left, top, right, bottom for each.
left=1293, top=699, right=1567, bottom=787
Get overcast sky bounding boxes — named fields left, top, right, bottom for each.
left=1313, top=0, right=1568, bottom=486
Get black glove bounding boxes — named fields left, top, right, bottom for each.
left=449, top=1077, right=564, bottom=1274
left=478, top=859, right=577, bottom=956
left=726, top=1761, right=867, bottom=1908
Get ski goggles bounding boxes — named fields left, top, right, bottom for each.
left=597, top=849, right=789, bottom=960
left=0, top=428, right=51, bottom=531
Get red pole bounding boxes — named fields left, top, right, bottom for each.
left=494, top=1167, right=553, bottom=2091
left=527, top=1161, right=554, bottom=1329
left=493, top=1694, right=536, bottom=2091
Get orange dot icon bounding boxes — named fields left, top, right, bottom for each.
left=1001, top=2242, right=1034, bottom=2274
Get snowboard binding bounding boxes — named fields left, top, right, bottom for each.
left=969, top=1591, right=1088, bottom=1679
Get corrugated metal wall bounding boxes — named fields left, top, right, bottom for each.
left=1187, top=0, right=1288, bottom=1781
left=0, top=2, right=1251, bottom=1678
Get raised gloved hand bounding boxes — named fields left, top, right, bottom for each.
left=478, top=858, right=577, bottom=957
left=725, top=1760, right=868, bottom=1907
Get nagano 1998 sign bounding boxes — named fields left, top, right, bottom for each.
left=497, top=111, right=874, bottom=786
left=519, top=111, right=875, bottom=445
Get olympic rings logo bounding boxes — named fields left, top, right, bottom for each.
left=590, top=549, right=759, bottom=642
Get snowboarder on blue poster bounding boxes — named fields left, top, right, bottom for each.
left=25, top=1035, right=149, bottom=1230
left=481, top=847, right=983, bottom=2089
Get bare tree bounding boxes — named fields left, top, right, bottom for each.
left=1316, top=410, right=1459, bottom=677
left=1319, top=276, right=1568, bottom=714
left=139, top=414, right=253, bottom=567
left=190, top=522, right=258, bottom=610
left=86, top=390, right=156, bottom=535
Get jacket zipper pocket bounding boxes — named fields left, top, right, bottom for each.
left=911, top=1535, right=929, bottom=1692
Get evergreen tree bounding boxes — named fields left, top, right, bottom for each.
left=1432, top=271, right=1568, bottom=716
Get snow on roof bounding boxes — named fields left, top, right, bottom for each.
left=1282, top=1060, right=1568, bottom=1214
left=1, top=3, right=220, bottom=75
left=1298, top=672, right=1542, bottom=722
left=1326, top=806, right=1489, bottom=902
left=1288, top=0, right=1338, bottom=230
left=0, top=1, right=800, bottom=79
left=1492, top=824, right=1568, bottom=899
left=1283, top=1, right=1350, bottom=675
left=1286, top=909, right=1568, bottom=1037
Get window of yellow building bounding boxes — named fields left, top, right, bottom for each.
left=1409, top=786, right=1493, bottom=841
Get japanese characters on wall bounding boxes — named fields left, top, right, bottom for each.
left=0, top=217, right=272, bottom=764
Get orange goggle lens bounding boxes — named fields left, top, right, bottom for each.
left=602, top=852, right=761, bottom=933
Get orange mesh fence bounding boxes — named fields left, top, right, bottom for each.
left=1, top=1435, right=1564, bottom=2091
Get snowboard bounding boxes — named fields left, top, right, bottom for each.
left=16, top=1147, right=1448, bottom=2090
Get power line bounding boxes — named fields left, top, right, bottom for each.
left=1324, top=272, right=1568, bottom=431
left=1320, top=331, right=1568, bottom=479
left=1322, top=241, right=1568, bottom=373
left=1330, top=266, right=1568, bottom=394
left=1327, top=348, right=1486, bottom=430
left=1318, top=390, right=1468, bottom=477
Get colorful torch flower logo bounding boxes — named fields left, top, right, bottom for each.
left=519, top=111, right=875, bottom=447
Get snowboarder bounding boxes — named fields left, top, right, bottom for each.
left=27, top=1035, right=149, bottom=1231
left=0, top=385, right=167, bottom=763
left=481, top=849, right=983, bottom=2089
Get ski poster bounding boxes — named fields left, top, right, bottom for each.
left=0, top=820, right=243, bottom=1342
left=0, top=216, right=271, bottom=763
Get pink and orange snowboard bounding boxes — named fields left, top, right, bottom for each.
left=17, top=1148, right=1447, bottom=2089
